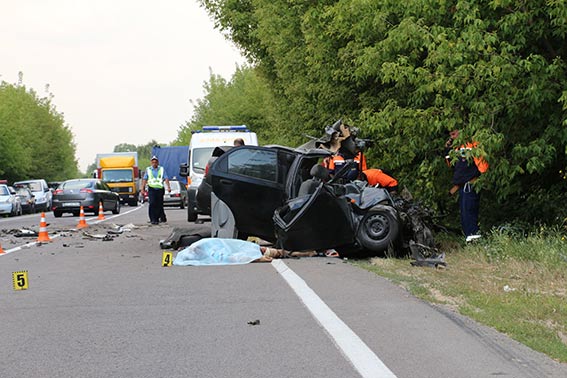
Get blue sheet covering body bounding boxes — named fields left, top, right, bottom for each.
left=173, top=238, right=262, bottom=266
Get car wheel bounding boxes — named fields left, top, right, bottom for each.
left=54, top=211, right=63, bottom=218
left=187, top=207, right=197, bottom=222
left=112, top=200, right=121, bottom=214
left=357, top=207, right=400, bottom=254
left=180, top=199, right=185, bottom=209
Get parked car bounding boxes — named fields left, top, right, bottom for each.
left=13, top=179, right=52, bottom=212
left=0, top=185, right=23, bottom=217
left=138, top=185, right=148, bottom=203
left=48, top=181, right=62, bottom=191
left=51, top=179, right=121, bottom=217
left=15, top=187, right=36, bottom=214
left=164, top=180, right=187, bottom=208
left=208, top=145, right=401, bottom=255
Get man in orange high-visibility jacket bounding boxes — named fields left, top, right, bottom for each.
left=444, top=130, right=488, bottom=242
left=361, top=169, right=398, bottom=193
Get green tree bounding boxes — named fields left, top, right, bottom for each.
left=114, top=143, right=137, bottom=152
left=0, top=78, right=78, bottom=182
left=199, top=0, right=567, bottom=227
left=175, top=66, right=287, bottom=145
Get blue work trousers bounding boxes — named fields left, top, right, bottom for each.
left=459, top=182, right=480, bottom=237
left=148, top=187, right=165, bottom=223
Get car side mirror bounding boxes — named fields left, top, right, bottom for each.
left=179, top=163, right=188, bottom=177
left=45, top=188, right=50, bottom=192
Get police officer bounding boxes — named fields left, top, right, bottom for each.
left=141, top=156, right=171, bottom=225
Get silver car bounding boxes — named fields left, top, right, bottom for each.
left=0, top=184, right=23, bottom=217
left=14, top=179, right=52, bottom=212
left=163, top=180, right=187, bottom=208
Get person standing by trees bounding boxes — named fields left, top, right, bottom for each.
left=141, top=156, right=171, bottom=225
left=444, top=130, right=489, bottom=242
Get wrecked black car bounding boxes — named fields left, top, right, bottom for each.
left=209, top=145, right=401, bottom=255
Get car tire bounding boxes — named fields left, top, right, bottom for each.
left=180, top=199, right=185, bottom=209
left=129, top=200, right=138, bottom=207
left=357, top=206, right=400, bottom=254
left=187, top=207, right=197, bottom=222
left=112, top=200, right=121, bottom=214
left=54, top=211, right=63, bottom=218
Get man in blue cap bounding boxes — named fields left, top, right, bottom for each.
left=141, top=156, right=171, bottom=224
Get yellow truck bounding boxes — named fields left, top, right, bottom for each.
left=95, top=152, right=140, bottom=206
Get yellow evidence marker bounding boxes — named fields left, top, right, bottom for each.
left=13, top=271, right=29, bottom=290
left=162, top=252, right=173, bottom=267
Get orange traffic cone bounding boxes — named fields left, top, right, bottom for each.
left=97, top=202, right=105, bottom=220
left=0, top=241, right=5, bottom=254
left=76, top=206, right=88, bottom=229
left=37, top=212, right=52, bottom=242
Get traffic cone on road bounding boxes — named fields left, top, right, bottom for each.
left=0, top=242, right=5, bottom=254
left=97, top=202, right=105, bottom=220
left=76, top=206, right=88, bottom=229
left=36, top=212, right=52, bottom=242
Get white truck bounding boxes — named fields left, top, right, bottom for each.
left=179, top=125, right=258, bottom=221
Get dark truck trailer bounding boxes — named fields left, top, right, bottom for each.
left=150, top=146, right=189, bottom=186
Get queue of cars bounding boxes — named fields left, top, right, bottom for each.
left=0, top=177, right=138, bottom=218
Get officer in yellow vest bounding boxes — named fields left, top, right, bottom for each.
left=141, top=156, right=171, bottom=225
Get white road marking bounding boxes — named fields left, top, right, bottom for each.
left=0, top=205, right=143, bottom=257
left=1, top=235, right=61, bottom=255
left=271, top=259, right=397, bottom=378
left=87, top=204, right=143, bottom=225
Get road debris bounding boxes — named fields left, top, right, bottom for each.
left=247, top=319, right=260, bottom=326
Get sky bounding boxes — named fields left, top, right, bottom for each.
left=0, top=0, right=246, bottom=171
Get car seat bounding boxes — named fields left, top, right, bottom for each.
left=298, top=164, right=329, bottom=196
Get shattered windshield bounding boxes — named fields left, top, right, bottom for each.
left=102, top=169, right=133, bottom=183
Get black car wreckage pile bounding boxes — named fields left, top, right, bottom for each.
left=299, top=120, right=445, bottom=263
left=168, top=120, right=445, bottom=265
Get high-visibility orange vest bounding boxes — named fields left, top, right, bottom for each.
left=363, top=169, right=398, bottom=188
left=456, top=142, right=488, bottom=173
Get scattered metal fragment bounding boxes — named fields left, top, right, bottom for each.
left=247, top=319, right=260, bottom=326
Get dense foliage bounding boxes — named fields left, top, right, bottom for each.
left=0, top=78, right=78, bottom=182
left=198, top=0, right=567, bottom=228
left=175, top=67, right=286, bottom=145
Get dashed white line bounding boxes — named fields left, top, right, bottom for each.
left=271, top=259, right=397, bottom=378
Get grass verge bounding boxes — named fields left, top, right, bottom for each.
left=355, top=229, right=567, bottom=362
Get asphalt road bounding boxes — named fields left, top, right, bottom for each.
left=1, top=206, right=566, bottom=377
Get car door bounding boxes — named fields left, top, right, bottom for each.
left=210, top=146, right=296, bottom=242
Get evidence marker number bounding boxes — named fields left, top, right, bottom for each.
left=162, top=252, right=173, bottom=267
left=13, top=271, right=29, bottom=290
